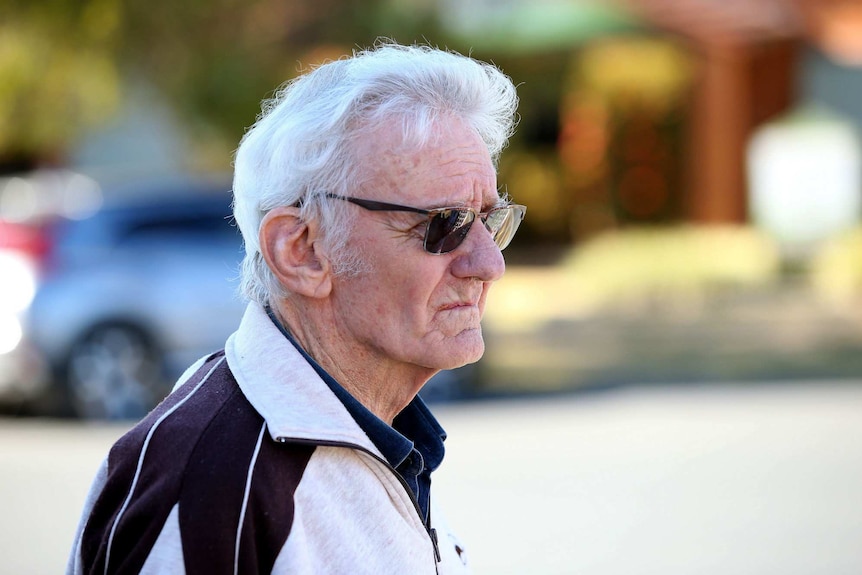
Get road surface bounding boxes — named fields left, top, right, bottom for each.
left=1, top=381, right=860, bottom=574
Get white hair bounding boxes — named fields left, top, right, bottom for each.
left=232, top=41, right=519, bottom=305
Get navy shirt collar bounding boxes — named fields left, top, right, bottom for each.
left=264, top=307, right=446, bottom=472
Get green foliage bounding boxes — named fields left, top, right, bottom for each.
left=0, top=0, right=451, bottom=168
left=0, top=0, right=121, bottom=163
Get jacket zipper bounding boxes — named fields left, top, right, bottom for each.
left=276, top=436, right=442, bottom=570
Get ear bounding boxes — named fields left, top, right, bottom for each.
left=259, top=206, right=333, bottom=299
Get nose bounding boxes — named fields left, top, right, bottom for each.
left=449, top=219, right=506, bottom=281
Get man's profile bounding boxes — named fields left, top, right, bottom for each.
left=67, top=41, right=524, bottom=575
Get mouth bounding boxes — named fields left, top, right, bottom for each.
left=439, top=285, right=487, bottom=314
left=440, top=299, right=480, bottom=312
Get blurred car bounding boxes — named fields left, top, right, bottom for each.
left=0, top=174, right=246, bottom=419
left=0, top=173, right=474, bottom=420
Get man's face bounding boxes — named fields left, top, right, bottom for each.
left=329, top=117, right=506, bottom=374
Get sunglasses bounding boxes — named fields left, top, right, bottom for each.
left=325, top=193, right=526, bottom=254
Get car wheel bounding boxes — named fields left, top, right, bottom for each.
left=65, top=324, right=164, bottom=420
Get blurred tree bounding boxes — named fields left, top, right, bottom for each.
left=0, top=0, right=122, bottom=171
left=0, top=0, right=447, bottom=171
left=560, top=36, right=693, bottom=239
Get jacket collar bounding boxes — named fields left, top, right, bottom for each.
left=224, top=302, right=382, bottom=458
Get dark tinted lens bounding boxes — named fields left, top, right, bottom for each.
left=424, top=208, right=475, bottom=254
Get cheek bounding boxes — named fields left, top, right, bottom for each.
left=340, top=234, right=452, bottom=327
left=342, top=262, right=427, bottom=323
left=380, top=267, right=449, bottom=330
left=389, top=276, right=438, bottom=323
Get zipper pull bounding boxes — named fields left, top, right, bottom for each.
left=430, top=528, right=441, bottom=562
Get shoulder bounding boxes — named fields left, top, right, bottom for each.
left=80, top=351, right=320, bottom=574
left=108, top=351, right=244, bottom=469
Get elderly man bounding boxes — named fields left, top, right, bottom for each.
left=68, top=42, right=524, bottom=574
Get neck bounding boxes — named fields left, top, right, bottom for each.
left=270, top=300, right=434, bottom=424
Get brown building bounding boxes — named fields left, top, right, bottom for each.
left=623, top=0, right=862, bottom=223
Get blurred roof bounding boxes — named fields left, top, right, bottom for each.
left=625, top=0, right=862, bottom=64
left=622, top=0, right=803, bottom=44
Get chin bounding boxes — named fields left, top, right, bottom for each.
left=442, top=333, right=485, bottom=369
left=415, top=326, right=485, bottom=369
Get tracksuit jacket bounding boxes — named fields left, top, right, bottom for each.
left=67, top=302, right=471, bottom=574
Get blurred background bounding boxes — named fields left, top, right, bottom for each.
left=1, top=0, right=861, bottom=573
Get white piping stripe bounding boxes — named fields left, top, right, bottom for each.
left=103, top=356, right=227, bottom=575
left=234, top=421, right=267, bottom=575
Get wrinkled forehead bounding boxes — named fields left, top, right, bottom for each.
left=351, top=117, right=497, bottom=206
